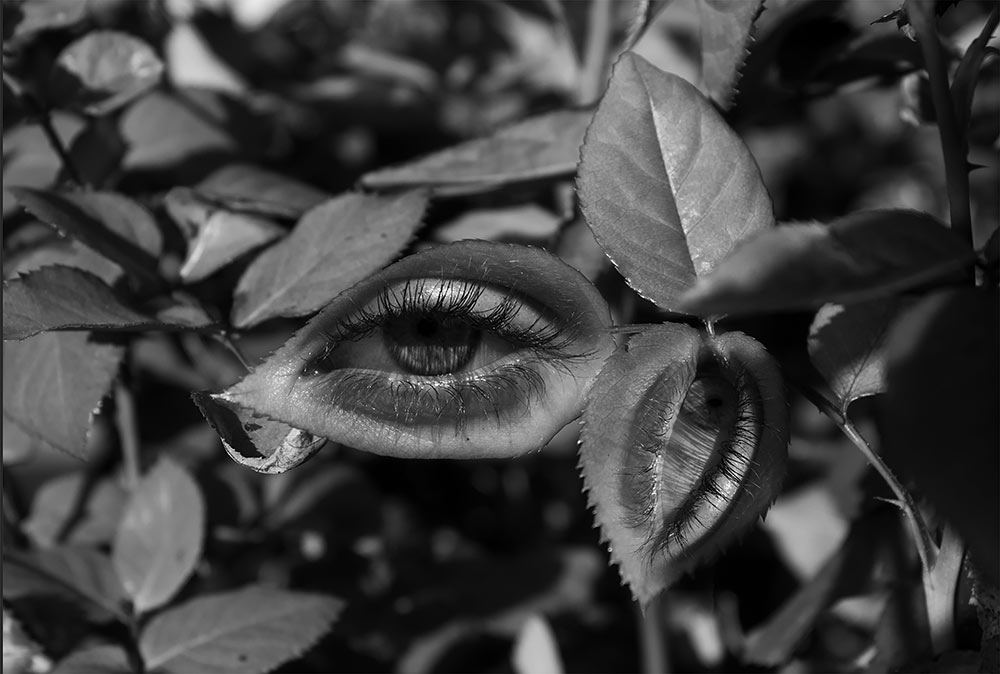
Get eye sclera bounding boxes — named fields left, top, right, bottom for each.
left=221, top=240, right=617, bottom=459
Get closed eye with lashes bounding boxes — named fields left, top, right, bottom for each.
left=223, top=241, right=617, bottom=459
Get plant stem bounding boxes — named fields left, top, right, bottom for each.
left=637, top=594, right=670, bottom=674
left=578, top=0, right=612, bottom=105
left=923, top=524, right=962, bottom=654
left=214, top=331, right=251, bottom=372
left=114, top=380, right=142, bottom=491
left=37, top=111, right=85, bottom=187
left=795, top=383, right=937, bottom=571
left=908, top=0, right=972, bottom=247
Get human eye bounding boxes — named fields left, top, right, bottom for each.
left=227, top=241, right=616, bottom=459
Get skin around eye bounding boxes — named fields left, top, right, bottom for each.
left=222, top=241, right=616, bottom=459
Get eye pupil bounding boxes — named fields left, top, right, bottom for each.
left=384, top=314, right=482, bottom=375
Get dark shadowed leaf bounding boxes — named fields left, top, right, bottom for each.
left=164, top=188, right=285, bottom=283
left=140, top=585, right=343, bottom=674
left=881, top=288, right=999, bottom=584
left=63, top=116, right=127, bottom=189
left=9, top=188, right=163, bottom=287
left=23, top=473, right=128, bottom=548
left=231, top=190, right=427, bottom=328
left=2, top=332, right=124, bottom=459
left=6, top=0, right=87, bottom=46
left=112, top=458, right=205, bottom=614
left=698, top=0, right=763, bottom=107
left=197, top=164, right=329, bottom=219
left=3, top=266, right=213, bottom=339
left=578, top=53, right=774, bottom=312
left=808, top=298, right=908, bottom=414
left=52, top=645, right=133, bottom=674
left=192, top=392, right=326, bottom=474
left=48, top=31, right=164, bottom=115
left=2, top=547, right=128, bottom=623
left=431, top=205, right=562, bottom=245
left=680, top=210, right=976, bottom=317
left=362, top=110, right=592, bottom=195
left=554, top=215, right=612, bottom=283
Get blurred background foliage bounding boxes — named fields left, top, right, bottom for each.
left=2, top=0, right=996, bottom=672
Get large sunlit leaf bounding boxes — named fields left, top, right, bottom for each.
left=10, top=188, right=163, bottom=287
left=807, top=298, right=908, bottom=414
left=698, top=0, right=763, bottom=107
left=48, top=31, right=164, bottom=116
left=2, top=332, right=124, bottom=459
left=231, top=190, right=427, bottom=328
left=680, top=210, right=976, bottom=317
left=881, top=288, right=999, bottom=584
left=578, top=52, right=774, bottom=312
left=4, top=266, right=213, bottom=339
left=2, top=547, right=128, bottom=623
left=361, top=110, right=592, bottom=196
left=112, top=458, right=205, bottom=614
left=140, top=585, right=343, bottom=674
left=191, top=392, right=326, bottom=474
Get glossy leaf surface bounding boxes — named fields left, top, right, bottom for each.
left=578, top=53, right=774, bottom=311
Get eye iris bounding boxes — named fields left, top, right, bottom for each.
left=383, top=314, right=482, bottom=375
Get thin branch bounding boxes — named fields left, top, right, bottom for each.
left=578, top=0, right=613, bottom=105
left=637, top=594, right=670, bottom=674
left=795, top=383, right=937, bottom=571
left=213, top=331, right=251, bottom=372
left=923, top=524, right=963, bottom=654
left=908, top=0, right=972, bottom=247
left=114, top=380, right=142, bottom=491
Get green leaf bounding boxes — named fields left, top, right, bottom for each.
left=197, top=164, right=329, bottom=220
left=698, top=0, right=763, bottom=107
left=2, top=547, right=128, bottom=623
left=578, top=52, right=774, bottom=312
left=53, top=645, right=133, bottom=674
left=881, top=288, right=999, bottom=584
left=362, top=110, right=592, bottom=196
left=3, top=266, right=213, bottom=340
left=164, top=188, right=284, bottom=283
left=23, top=473, right=128, bottom=548
left=112, top=458, right=205, bottom=614
left=680, top=210, right=976, bottom=317
left=139, top=585, right=343, bottom=674
left=2, top=332, right=124, bottom=459
left=10, top=188, right=163, bottom=288
left=231, top=190, right=427, bottom=328
left=48, top=31, right=164, bottom=116
left=807, top=298, right=908, bottom=414
left=191, top=392, right=326, bottom=475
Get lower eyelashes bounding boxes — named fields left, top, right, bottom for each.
left=297, top=356, right=548, bottom=436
